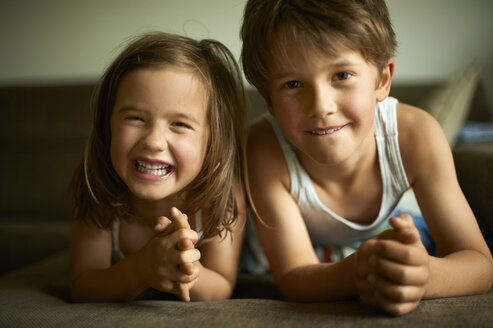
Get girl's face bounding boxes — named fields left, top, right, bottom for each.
left=266, top=39, right=390, bottom=169
left=110, top=66, right=209, bottom=204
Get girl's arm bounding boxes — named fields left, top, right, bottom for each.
left=69, top=216, right=200, bottom=302
left=398, top=103, right=493, bottom=297
left=247, top=119, right=359, bottom=301
left=187, top=184, right=247, bottom=301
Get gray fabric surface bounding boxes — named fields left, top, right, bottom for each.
left=1, top=250, right=492, bottom=328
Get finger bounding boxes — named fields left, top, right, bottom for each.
left=171, top=207, right=191, bottom=230
left=175, top=248, right=201, bottom=265
left=389, top=213, right=414, bottom=230
left=173, top=228, right=199, bottom=248
left=178, top=282, right=191, bottom=302
left=376, top=239, right=427, bottom=266
left=180, top=262, right=196, bottom=276
left=370, top=274, right=425, bottom=303
left=154, top=216, right=172, bottom=233
left=355, top=239, right=379, bottom=276
left=177, top=237, right=194, bottom=251
left=388, top=215, right=420, bottom=244
left=372, top=252, right=429, bottom=285
left=354, top=273, right=377, bottom=304
left=374, top=290, right=421, bottom=316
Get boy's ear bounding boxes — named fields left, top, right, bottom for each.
left=376, top=58, right=395, bottom=102
left=260, top=90, right=274, bottom=114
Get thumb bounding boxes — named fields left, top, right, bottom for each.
left=389, top=214, right=421, bottom=244
left=154, top=216, right=172, bottom=233
left=171, top=207, right=191, bottom=230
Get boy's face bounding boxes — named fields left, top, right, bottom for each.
left=265, top=39, right=391, bottom=168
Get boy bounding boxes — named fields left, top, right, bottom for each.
left=241, top=0, right=493, bottom=315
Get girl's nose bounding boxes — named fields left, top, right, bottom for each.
left=307, top=84, right=337, bottom=118
left=143, top=125, right=167, bottom=151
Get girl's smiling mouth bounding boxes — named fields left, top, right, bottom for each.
left=134, top=159, right=174, bottom=178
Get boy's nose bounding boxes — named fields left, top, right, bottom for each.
left=144, top=125, right=168, bottom=151
left=307, top=85, right=337, bottom=118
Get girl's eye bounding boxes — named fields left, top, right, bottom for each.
left=172, top=121, right=192, bottom=129
left=125, top=116, right=144, bottom=122
left=283, top=80, right=303, bottom=89
left=333, top=72, right=352, bottom=81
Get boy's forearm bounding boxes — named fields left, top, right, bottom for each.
left=425, top=250, right=493, bottom=299
left=276, top=255, right=359, bottom=302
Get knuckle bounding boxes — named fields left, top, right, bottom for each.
left=392, top=287, right=407, bottom=301
left=402, top=247, right=414, bottom=262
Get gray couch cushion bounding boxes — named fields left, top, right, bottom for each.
left=1, top=250, right=492, bottom=327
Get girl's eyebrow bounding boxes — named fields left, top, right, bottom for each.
left=116, top=105, right=202, bottom=125
left=115, top=105, right=142, bottom=113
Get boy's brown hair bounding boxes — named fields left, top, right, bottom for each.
left=72, top=32, right=246, bottom=239
left=240, top=0, right=397, bottom=97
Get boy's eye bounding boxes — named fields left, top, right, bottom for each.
left=333, top=72, right=352, bottom=81
left=283, top=80, right=303, bottom=89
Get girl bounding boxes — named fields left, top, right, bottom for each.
left=70, top=32, right=247, bottom=302
left=241, top=0, right=493, bottom=316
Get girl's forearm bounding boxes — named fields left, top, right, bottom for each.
left=70, top=256, right=147, bottom=302
left=189, top=263, right=236, bottom=301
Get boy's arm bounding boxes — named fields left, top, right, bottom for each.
left=188, top=184, right=247, bottom=301
left=247, top=118, right=359, bottom=301
left=397, top=103, right=493, bottom=298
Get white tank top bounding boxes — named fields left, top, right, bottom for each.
left=112, top=210, right=203, bottom=263
left=265, top=97, right=410, bottom=251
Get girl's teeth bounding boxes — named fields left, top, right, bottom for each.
left=136, top=161, right=171, bottom=175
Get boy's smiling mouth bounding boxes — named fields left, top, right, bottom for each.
left=135, top=160, right=174, bottom=176
left=308, top=124, right=346, bottom=136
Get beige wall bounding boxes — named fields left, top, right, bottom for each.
left=1, top=0, right=492, bottom=98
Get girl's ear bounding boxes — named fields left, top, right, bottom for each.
left=376, top=58, right=395, bottom=102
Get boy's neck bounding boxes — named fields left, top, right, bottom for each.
left=299, top=132, right=378, bottom=190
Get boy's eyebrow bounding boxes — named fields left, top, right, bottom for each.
left=271, top=58, right=361, bottom=80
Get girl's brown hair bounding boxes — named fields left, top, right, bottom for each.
left=240, top=0, right=397, bottom=97
left=72, top=32, right=246, bottom=239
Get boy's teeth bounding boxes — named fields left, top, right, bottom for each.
left=312, top=127, right=341, bottom=135
left=136, top=161, right=171, bottom=175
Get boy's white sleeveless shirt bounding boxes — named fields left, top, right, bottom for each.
left=265, top=97, right=410, bottom=253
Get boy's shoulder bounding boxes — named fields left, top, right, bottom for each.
left=395, top=102, right=450, bottom=182
left=247, top=116, right=290, bottom=185
left=247, top=116, right=282, bottom=158
left=395, top=102, right=442, bottom=143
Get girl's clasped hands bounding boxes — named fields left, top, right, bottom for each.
left=134, top=207, right=200, bottom=302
